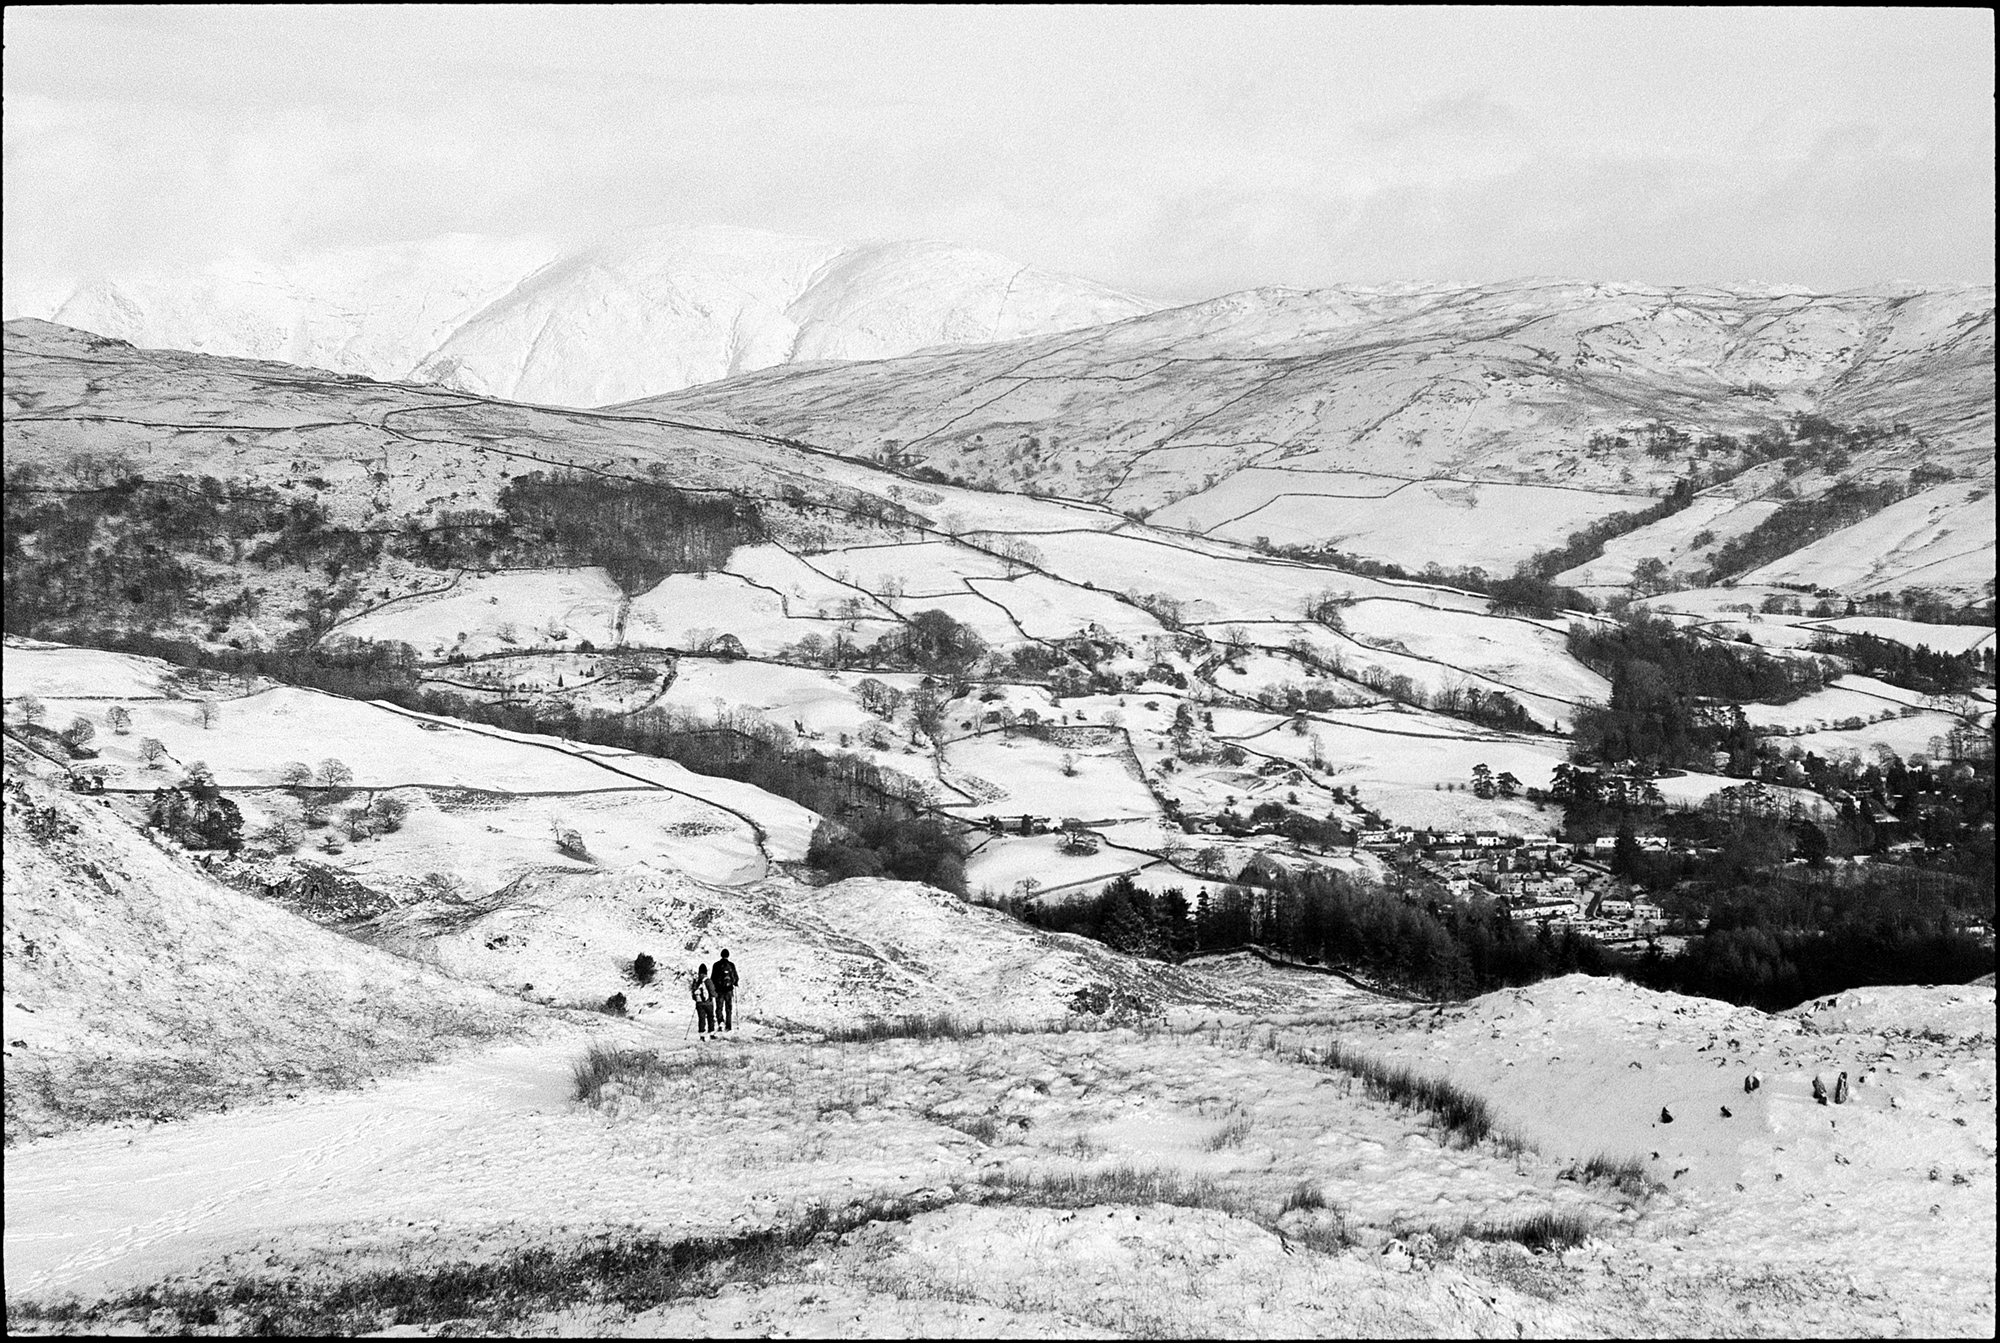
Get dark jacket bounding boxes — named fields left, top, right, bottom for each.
left=712, top=958, right=739, bottom=994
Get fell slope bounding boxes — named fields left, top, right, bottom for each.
left=630, top=280, right=1995, bottom=596
left=1, top=749, right=528, bottom=1145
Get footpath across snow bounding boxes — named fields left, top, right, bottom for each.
left=5, top=971, right=1991, bottom=1336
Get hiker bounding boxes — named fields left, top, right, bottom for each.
left=1812, top=1075, right=1827, bottom=1105
left=711, top=949, right=739, bottom=1032
left=1834, top=1071, right=1849, bottom=1105
left=690, top=962, right=715, bottom=1038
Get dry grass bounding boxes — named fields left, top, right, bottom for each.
left=928, top=1111, right=1003, bottom=1144
left=1279, top=1180, right=1327, bottom=1214
left=1456, top=1208, right=1595, bottom=1252
left=3, top=1198, right=923, bottom=1336
left=1201, top=1110, right=1254, bottom=1151
left=1302, top=1039, right=1498, bottom=1147
left=979, top=1162, right=1254, bottom=1219
left=816, top=1014, right=1083, bottom=1043
left=568, top=1043, right=742, bottom=1106
left=1573, top=1152, right=1653, bottom=1200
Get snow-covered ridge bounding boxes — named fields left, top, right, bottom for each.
left=24, top=225, right=1159, bottom=408
left=631, top=278, right=1995, bottom=597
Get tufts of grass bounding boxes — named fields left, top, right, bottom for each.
left=1279, top=1180, right=1327, bottom=1214
left=1058, top=1131, right=1105, bottom=1160
left=818, top=1014, right=988, bottom=1043
left=931, top=1112, right=1003, bottom=1144
left=979, top=1163, right=1252, bottom=1219
left=815, top=1014, right=1095, bottom=1043
left=4, top=1198, right=934, bottom=1336
left=1575, top=1152, right=1652, bottom=1200
left=1289, top=1211, right=1355, bottom=1256
left=1459, top=1209, right=1594, bottom=1253
left=1201, top=1110, right=1254, bottom=1151
left=1306, top=1039, right=1496, bottom=1147
left=568, top=1044, right=736, bottom=1106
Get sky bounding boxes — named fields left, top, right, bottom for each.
left=3, top=5, right=1993, bottom=310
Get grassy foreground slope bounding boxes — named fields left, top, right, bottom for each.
left=6, top=972, right=1990, bottom=1336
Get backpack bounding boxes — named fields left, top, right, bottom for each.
left=713, top=959, right=738, bottom=993
left=689, top=973, right=711, bottom=1004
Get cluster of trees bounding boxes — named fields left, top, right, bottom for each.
left=1838, top=585, right=1995, bottom=627
left=995, top=872, right=1611, bottom=1001
left=1629, top=863, right=1992, bottom=1010
left=1519, top=476, right=1700, bottom=582
left=778, top=608, right=990, bottom=678
left=3, top=463, right=768, bottom=644
left=145, top=765, right=243, bottom=851
left=1598, top=413, right=1925, bottom=478
left=1566, top=616, right=1834, bottom=769
left=3, top=463, right=396, bottom=637
left=1015, top=845, right=1990, bottom=1009
left=491, top=470, right=763, bottom=593
left=1262, top=545, right=1595, bottom=616
left=1810, top=631, right=1990, bottom=694
left=1286, top=637, right=1544, bottom=732
left=1344, top=661, right=1541, bottom=732
left=1704, top=477, right=1927, bottom=583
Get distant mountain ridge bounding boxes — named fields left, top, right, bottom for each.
left=24, top=225, right=1159, bottom=407
left=626, top=278, right=1995, bottom=600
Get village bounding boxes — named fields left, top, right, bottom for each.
left=997, top=806, right=1677, bottom=951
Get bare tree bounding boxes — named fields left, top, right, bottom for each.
left=259, top=819, right=304, bottom=853
left=552, top=820, right=588, bottom=860
left=59, top=716, right=96, bottom=752
left=105, top=705, right=132, bottom=735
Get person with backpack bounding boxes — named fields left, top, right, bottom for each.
left=711, top=949, right=739, bottom=1031
left=690, top=962, right=715, bottom=1038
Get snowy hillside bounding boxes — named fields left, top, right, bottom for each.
left=1, top=747, right=529, bottom=1144
left=43, top=234, right=566, bottom=385
left=6, top=966, right=1989, bottom=1335
left=24, top=225, right=1158, bottom=407
left=631, top=280, right=1995, bottom=599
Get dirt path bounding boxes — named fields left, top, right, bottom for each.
left=4, top=1025, right=610, bottom=1300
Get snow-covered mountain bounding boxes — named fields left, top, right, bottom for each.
left=628, top=279, right=1996, bottom=600
left=25, top=226, right=1158, bottom=407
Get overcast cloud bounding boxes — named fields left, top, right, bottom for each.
left=3, top=5, right=1992, bottom=311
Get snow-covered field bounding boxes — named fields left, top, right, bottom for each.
left=1738, top=675, right=1979, bottom=758
left=3, top=642, right=818, bottom=888
left=1746, top=482, right=1997, bottom=598
left=3, top=279, right=1995, bottom=1337
left=6, top=950, right=1989, bottom=1337
left=1810, top=617, right=1997, bottom=657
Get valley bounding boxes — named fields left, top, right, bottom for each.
left=3, top=290, right=1993, bottom=1336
